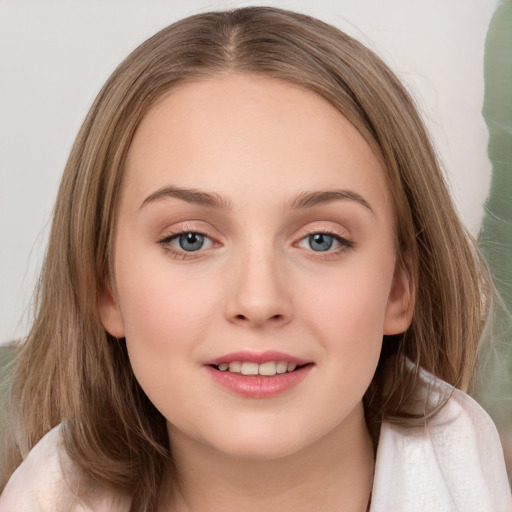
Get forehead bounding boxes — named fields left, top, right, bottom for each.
left=122, top=74, right=392, bottom=220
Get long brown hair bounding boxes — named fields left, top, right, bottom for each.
left=1, top=7, right=489, bottom=510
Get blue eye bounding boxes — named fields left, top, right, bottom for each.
left=308, top=233, right=334, bottom=251
left=297, top=232, right=352, bottom=253
left=177, top=233, right=205, bottom=251
left=162, top=232, right=215, bottom=253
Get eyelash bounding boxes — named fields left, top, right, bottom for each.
left=296, top=229, right=354, bottom=255
left=157, top=227, right=354, bottom=260
left=157, top=226, right=219, bottom=260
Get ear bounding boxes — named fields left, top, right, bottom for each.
left=98, top=281, right=125, bottom=338
left=383, top=253, right=415, bottom=335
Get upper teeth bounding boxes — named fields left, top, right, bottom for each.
left=217, top=361, right=298, bottom=376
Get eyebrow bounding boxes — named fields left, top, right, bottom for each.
left=286, top=190, right=374, bottom=213
left=140, top=185, right=373, bottom=214
left=140, top=186, right=233, bottom=210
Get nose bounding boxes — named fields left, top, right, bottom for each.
left=224, top=247, right=293, bottom=329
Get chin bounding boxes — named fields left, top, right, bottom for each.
left=215, top=437, right=304, bottom=461
left=202, top=420, right=319, bottom=461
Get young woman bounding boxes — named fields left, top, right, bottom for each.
left=1, top=6, right=510, bottom=512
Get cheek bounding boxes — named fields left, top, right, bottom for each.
left=298, top=255, right=394, bottom=363
left=114, top=251, right=220, bottom=370
left=115, top=261, right=223, bottom=422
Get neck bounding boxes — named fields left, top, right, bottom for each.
left=159, top=404, right=375, bottom=512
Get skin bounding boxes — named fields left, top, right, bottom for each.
left=100, top=74, right=413, bottom=511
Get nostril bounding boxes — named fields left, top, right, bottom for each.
left=233, top=313, right=284, bottom=323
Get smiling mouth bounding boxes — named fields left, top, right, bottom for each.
left=205, top=356, right=314, bottom=398
left=209, top=361, right=312, bottom=376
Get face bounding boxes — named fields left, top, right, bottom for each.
left=100, top=74, right=412, bottom=460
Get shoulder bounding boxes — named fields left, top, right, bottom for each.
left=372, top=367, right=512, bottom=512
left=0, top=424, right=130, bottom=512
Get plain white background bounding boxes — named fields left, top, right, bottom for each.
left=0, top=0, right=497, bottom=344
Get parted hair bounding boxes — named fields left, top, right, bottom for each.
left=1, top=6, right=489, bottom=511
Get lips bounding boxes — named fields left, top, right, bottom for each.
left=203, top=350, right=310, bottom=366
left=203, top=350, right=314, bottom=398
left=216, top=360, right=300, bottom=376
